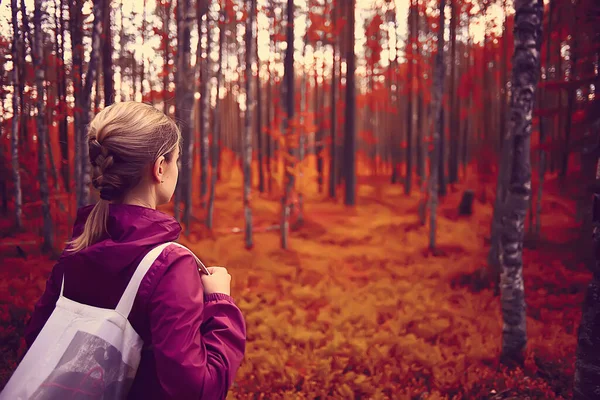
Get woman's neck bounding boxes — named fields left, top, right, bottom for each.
left=121, top=190, right=156, bottom=210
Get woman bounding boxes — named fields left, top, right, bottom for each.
left=23, top=102, right=246, bottom=399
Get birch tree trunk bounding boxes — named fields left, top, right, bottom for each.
left=55, top=0, right=70, bottom=191
left=78, top=0, right=103, bottom=207
left=343, top=0, right=357, bottom=206
left=102, top=0, right=114, bottom=106
left=243, top=0, right=256, bottom=249
left=19, top=0, right=29, bottom=152
left=207, top=6, right=224, bottom=230
left=199, top=0, right=210, bottom=209
left=257, top=23, right=265, bottom=194
left=10, top=0, right=23, bottom=230
left=428, top=0, right=446, bottom=250
left=162, top=0, right=172, bottom=114
left=499, top=0, right=543, bottom=364
left=33, top=0, right=54, bottom=252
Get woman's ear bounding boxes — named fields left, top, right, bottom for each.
left=152, top=155, right=166, bottom=183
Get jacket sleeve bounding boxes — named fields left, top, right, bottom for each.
left=148, top=252, right=246, bottom=400
left=24, top=262, right=64, bottom=347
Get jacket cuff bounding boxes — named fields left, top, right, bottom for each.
left=204, top=293, right=235, bottom=303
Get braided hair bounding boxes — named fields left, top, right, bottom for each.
left=68, top=102, right=181, bottom=252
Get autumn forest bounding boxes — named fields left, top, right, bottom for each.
left=1, top=0, right=600, bottom=398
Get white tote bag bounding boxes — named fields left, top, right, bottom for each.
left=1, top=242, right=206, bottom=400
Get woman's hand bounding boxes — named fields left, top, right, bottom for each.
left=201, top=267, right=231, bottom=296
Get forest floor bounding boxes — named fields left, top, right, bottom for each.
left=0, top=158, right=590, bottom=399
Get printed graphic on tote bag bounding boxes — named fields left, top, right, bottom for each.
left=30, top=331, right=136, bottom=400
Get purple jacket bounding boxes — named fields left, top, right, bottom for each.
left=24, top=204, right=246, bottom=400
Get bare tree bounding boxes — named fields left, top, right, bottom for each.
left=404, top=0, right=415, bottom=194
left=102, top=0, right=114, bottom=106
left=70, top=0, right=84, bottom=205
left=328, top=0, right=337, bottom=199
left=55, top=0, right=69, bottom=191
left=281, top=0, right=295, bottom=248
left=175, top=0, right=194, bottom=231
left=207, top=5, right=224, bottom=230
left=79, top=0, right=103, bottom=207
left=343, top=0, right=357, bottom=206
left=10, top=0, right=23, bottom=230
left=199, top=0, right=210, bottom=210
left=499, top=0, right=543, bottom=365
left=244, top=0, right=257, bottom=249
left=428, top=0, right=446, bottom=249
left=257, top=25, right=265, bottom=194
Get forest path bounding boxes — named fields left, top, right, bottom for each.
left=0, top=166, right=588, bottom=399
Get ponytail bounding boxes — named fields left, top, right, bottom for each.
left=67, top=199, right=110, bottom=253
left=65, top=101, right=180, bottom=253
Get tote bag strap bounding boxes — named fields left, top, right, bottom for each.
left=167, top=242, right=211, bottom=275
left=115, top=242, right=173, bottom=318
left=115, top=242, right=210, bottom=318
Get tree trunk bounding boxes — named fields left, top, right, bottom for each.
left=499, top=0, right=543, bottom=365
left=175, top=0, right=194, bottom=231
left=344, top=0, right=357, bottom=206
left=573, top=143, right=600, bottom=399
left=438, top=106, right=447, bottom=197
left=200, top=8, right=211, bottom=209
left=94, top=62, right=102, bottom=112
left=207, top=6, right=224, bottom=231
left=162, top=0, right=172, bottom=114
left=257, top=25, right=264, bottom=194
left=316, top=57, right=324, bottom=194
left=57, top=0, right=70, bottom=191
left=415, top=1, right=425, bottom=186
left=448, top=0, right=459, bottom=184
left=499, top=0, right=509, bottom=170
left=102, top=0, right=114, bottom=105
left=10, top=0, right=23, bottom=230
left=404, top=0, right=415, bottom=194
left=329, top=15, right=337, bottom=199
left=19, top=0, right=29, bottom=152
left=281, top=0, right=295, bottom=248
left=33, top=0, right=54, bottom=252
left=140, top=0, right=147, bottom=100
left=266, top=61, right=273, bottom=193
left=336, top=51, right=344, bottom=188
left=428, top=0, right=446, bottom=250
left=78, top=0, right=103, bottom=208
left=45, top=83, right=60, bottom=192
left=243, top=0, right=256, bottom=249
left=70, top=0, right=84, bottom=206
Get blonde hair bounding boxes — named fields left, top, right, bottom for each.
left=68, top=101, right=181, bottom=253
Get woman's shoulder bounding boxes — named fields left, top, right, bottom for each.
left=137, top=243, right=201, bottom=300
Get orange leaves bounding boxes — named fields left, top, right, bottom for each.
left=224, top=0, right=237, bottom=23
left=0, top=163, right=582, bottom=399
left=365, top=14, right=384, bottom=67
